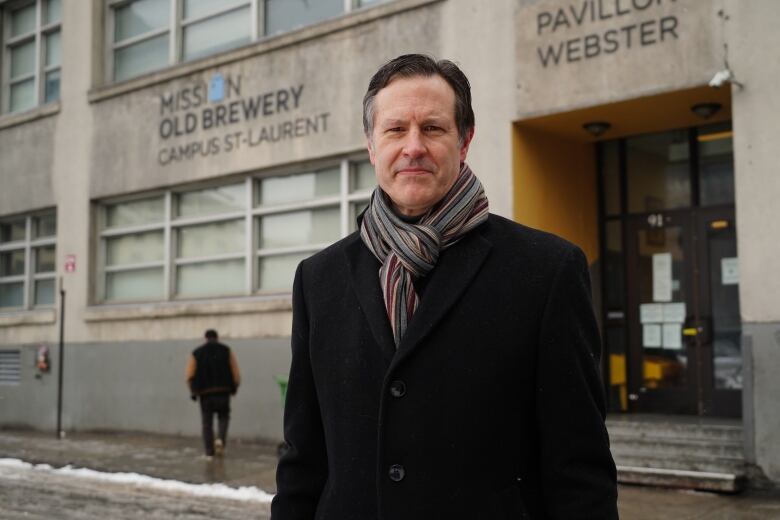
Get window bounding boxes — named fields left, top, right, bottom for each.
left=96, top=159, right=374, bottom=302
left=109, top=0, right=386, bottom=82
left=1, top=0, right=61, bottom=114
left=0, top=211, right=57, bottom=310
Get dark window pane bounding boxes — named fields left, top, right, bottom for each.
left=34, top=214, right=57, bottom=238
left=182, top=7, right=251, bottom=61
left=601, top=140, right=621, bottom=216
left=265, top=0, right=343, bottom=35
left=707, top=219, right=741, bottom=389
left=0, top=282, right=24, bottom=308
left=45, top=69, right=60, bottom=103
left=115, top=0, right=170, bottom=42
left=698, top=122, right=735, bottom=207
left=627, top=130, right=691, bottom=213
left=603, top=220, right=624, bottom=310
left=35, top=246, right=56, bottom=273
left=1, top=250, right=26, bottom=276
left=35, top=279, right=55, bottom=306
left=1, top=220, right=26, bottom=243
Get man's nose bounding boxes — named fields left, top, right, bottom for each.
left=402, top=128, right=426, bottom=158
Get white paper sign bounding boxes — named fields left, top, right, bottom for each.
left=662, top=323, right=682, bottom=350
left=662, top=302, right=686, bottom=323
left=640, top=303, right=664, bottom=323
left=643, top=324, right=662, bottom=348
left=722, top=257, right=739, bottom=285
left=653, top=253, right=673, bottom=302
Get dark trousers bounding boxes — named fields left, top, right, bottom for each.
left=199, top=392, right=231, bottom=456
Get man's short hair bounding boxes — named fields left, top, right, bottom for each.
left=362, top=54, right=475, bottom=144
left=205, top=329, right=218, bottom=340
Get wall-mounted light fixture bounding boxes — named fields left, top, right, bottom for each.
left=582, top=121, right=611, bottom=137
left=691, top=102, right=723, bottom=120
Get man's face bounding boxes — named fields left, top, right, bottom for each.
left=368, top=75, right=473, bottom=216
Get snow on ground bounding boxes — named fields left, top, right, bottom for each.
left=0, top=458, right=274, bottom=503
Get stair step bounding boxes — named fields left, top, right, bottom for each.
left=613, top=454, right=747, bottom=475
left=605, top=417, right=748, bottom=490
left=617, top=465, right=746, bottom=493
left=609, top=438, right=744, bottom=459
left=607, top=422, right=743, bottom=443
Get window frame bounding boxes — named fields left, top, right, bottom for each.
left=1, top=0, right=61, bottom=114
left=95, top=157, right=374, bottom=303
left=104, top=0, right=390, bottom=83
left=0, top=210, right=57, bottom=311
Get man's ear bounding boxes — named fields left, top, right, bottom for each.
left=459, top=127, right=475, bottom=162
left=367, top=137, right=376, bottom=165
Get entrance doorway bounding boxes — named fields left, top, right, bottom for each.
left=601, top=122, right=741, bottom=417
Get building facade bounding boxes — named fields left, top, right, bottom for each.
left=1, top=0, right=779, bottom=485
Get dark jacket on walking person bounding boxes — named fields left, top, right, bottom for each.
left=186, top=329, right=240, bottom=457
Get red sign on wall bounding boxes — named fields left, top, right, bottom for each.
left=64, top=254, right=76, bottom=273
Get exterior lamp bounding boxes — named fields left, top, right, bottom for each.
left=582, top=121, right=611, bottom=137
left=691, top=102, right=723, bottom=120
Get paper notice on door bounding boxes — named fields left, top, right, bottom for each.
left=643, top=324, right=662, bottom=348
left=640, top=303, right=664, bottom=323
left=662, top=323, right=683, bottom=350
left=653, top=253, right=673, bottom=302
left=722, top=257, right=739, bottom=285
left=662, top=302, right=686, bottom=323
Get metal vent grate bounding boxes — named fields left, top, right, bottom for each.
left=0, top=350, right=21, bottom=384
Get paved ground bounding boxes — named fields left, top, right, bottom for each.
left=1, top=428, right=780, bottom=519
left=0, top=460, right=269, bottom=520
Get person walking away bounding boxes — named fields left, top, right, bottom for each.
left=186, top=329, right=240, bottom=458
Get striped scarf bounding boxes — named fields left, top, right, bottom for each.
left=360, top=163, right=489, bottom=347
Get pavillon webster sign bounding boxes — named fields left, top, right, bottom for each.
left=535, top=0, right=680, bottom=67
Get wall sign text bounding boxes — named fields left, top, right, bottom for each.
left=535, top=0, right=679, bottom=68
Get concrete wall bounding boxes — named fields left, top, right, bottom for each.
left=0, top=116, right=57, bottom=216
left=0, top=337, right=291, bottom=441
left=724, top=0, right=780, bottom=483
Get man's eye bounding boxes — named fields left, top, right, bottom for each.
left=386, top=127, right=403, bottom=133
left=424, top=126, right=443, bottom=132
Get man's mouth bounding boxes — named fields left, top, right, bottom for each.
left=396, top=168, right=431, bottom=175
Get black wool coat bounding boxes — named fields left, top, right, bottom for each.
left=272, top=214, right=618, bottom=520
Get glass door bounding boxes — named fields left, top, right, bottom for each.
left=626, top=211, right=698, bottom=414
left=697, top=208, right=742, bottom=417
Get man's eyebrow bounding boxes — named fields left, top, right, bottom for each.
left=380, top=118, right=408, bottom=127
left=380, top=117, right=449, bottom=127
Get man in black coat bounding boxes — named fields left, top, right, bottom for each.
left=186, top=329, right=241, bottom=458
left=272, top=54, right=618, bottom=519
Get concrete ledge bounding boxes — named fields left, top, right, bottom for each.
left=0, top=103, right=60, bottom=131
left=88, top=0, right=443, bottom=103
left=617, top=465, right=746, bottom=493
left=84, top=296, right=292, bottom=322
left=0, top=309, right=57, bottom=327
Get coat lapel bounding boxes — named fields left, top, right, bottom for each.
left=392, top=226, right=492, bottom=368
left=344, top=236, right=397, bottom=364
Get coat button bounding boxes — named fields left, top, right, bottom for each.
left=389, top=380, right=406, bottom=398
left=388, top=464, right=405, bottom=482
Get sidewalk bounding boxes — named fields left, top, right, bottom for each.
left=2, top=428, right=780, bottom=519
left=0, top=428, right=279, bottom=493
